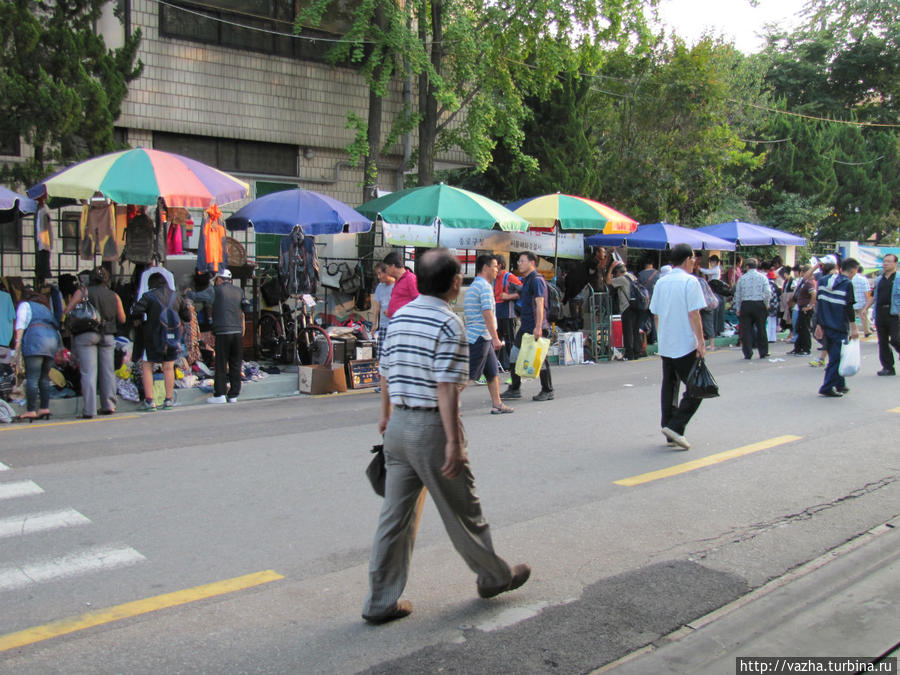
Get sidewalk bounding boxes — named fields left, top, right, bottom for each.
left=603, top=519, right=900, bottom=673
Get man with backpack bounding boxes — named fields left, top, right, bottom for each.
left=207, top=269, right=250, bottom=404
left=493, top=256, right=521, bottom=370
left=133, top=272, right=191, bottom=412
left=608, top=262, right=645, bottom=360
left=501, top=252, right=554, bottom=402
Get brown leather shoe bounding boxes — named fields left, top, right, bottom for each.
left=362, top=600, right=413, bottom=624
left=477, top=563, right=531, bottom=599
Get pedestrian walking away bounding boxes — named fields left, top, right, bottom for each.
left=501, top=251, right=554, bottom=402
left=207, top=269, right=250, bottom=404
left=363, top=248, right=530, bottom=625
left=865, top=253, right=900, bottom=376
left=814, top=258, right=859, bottom=397
left=464, top=254, right=513, bottom=414
left=649, top=244, right=708, bottom=450
left=733, top=257, right=771, bottom=360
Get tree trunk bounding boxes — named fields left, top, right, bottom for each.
left=362, top=3, right=387, bottom=204
left=418, top=0, right=441, bottom=186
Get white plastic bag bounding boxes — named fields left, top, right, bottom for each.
left=839, top=338, right=860, bottom=377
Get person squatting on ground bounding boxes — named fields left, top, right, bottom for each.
left=814, top=258, right=859, bottom=397
left=649, top=244, right=707, bottom=451
left=363, top=247, right=530, bottom=625
left=865, top=253, right=900, bottom=376
left=207, top=269, right=250, bottom=404
left=64, top=267, right=126, bottom=418
left=733, top=257, right=771, bottom=360
left=133, top=272, right=191, bottom=411
left=501, top=251, right=554, bottom=402
left=464, top=254, right=513, bottom=414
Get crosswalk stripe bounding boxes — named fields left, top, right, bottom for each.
left=0, top=545, right=146, bottom=592
left=0, top=480, right=44, bottom=501
left=0, top=509, right=91, bottom=539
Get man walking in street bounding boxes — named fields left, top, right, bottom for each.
left=814, top=257, right=859, bottom=397
left=501, top=251, right=554, bottom=402
left=851, top=265, right=872, bottom=338
left=363, top=248, right=530, bottom=625
left=207, top=269, right=249, bottom=404
left=733, top=257, right=771, bottom=360
left=650, top=244, right=707, bottom=450
left=384, top=251, right=419, bottom=318
left=465, top=254, right=513, bottom=414
left=865, top=253, right=900, bottom=376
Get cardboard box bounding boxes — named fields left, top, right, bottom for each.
left=298, top=365, right=335, bottom=394
left=330, top=364, right=348, bottom=393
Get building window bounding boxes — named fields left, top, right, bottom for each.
left=0, top=216, right=22, bottom=252
left=153, top=132, right=299, bottom=177
left=60, top=212, right=81, bottom=255
left=0, top=130, right=20, bottom=157
left=159, top=0, right=357, bottom=66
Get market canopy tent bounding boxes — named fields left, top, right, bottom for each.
left=0, top=186, right=37, bottom=214
left=357, top=184, right=530, bottom=244
left=697, top=220, right=806, bottom=247
left=586, top=222, right=736, bottom=251
left=225, top=188, right=372, bottom=235
left=27, top=148, right=250, bottom=207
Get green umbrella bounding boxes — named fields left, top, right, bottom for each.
left=357, top=183, right=530, bottom=245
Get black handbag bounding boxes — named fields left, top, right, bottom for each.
left=366, top=443, right=386, bottom=497
left=685, top=356, right=719, bottom=399
left=67, top=286, right=102, bottom=335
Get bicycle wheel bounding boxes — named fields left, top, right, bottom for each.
left=258, top=313, right=283, bottom=362
left=297, top=325, right=333, bottom=366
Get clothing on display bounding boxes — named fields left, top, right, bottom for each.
left=35, top=204, right=53, bottom=252
left=123, top=211, right=155, bottom=264
left=196, top=205, right=228, bottom=273
left=279, top=226, right=319, bottom=296
left=80, top=199, right=118, bottom=261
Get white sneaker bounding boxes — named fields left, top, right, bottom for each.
left=661, top=426, right=691, bottom=450
left=206, top=395, right=226, bottom=404
left=226, top=396, right=238, bottom=403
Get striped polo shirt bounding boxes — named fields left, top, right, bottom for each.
left=379, top=294, right=469, bottom=407
left=463, top=275, right=495, bottom=344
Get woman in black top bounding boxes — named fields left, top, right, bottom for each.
left=65, top=267, right=126, bottom=418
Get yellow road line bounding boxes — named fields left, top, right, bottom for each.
left=0, top=569, right=283, bottom=653
left=0, top=415, right=140, bottom=431
left=889, top=407, right=900, bottom=414
left=615, top=435, right=803, bottom=487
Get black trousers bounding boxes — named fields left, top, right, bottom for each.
left=660, top=351, right=703, bottom=435
left=214, top=332, right=243, bottom=398
left=509, top=328, right=552, bottom=392
left=621, top=307, right=642, bottom=359
left=875, top=307, right=900, bottom=370
left=497, top=317, right=517, bottom=370
left=795, top=308, right=813, bottom=353
left=739, top=300, right=768, bottom=358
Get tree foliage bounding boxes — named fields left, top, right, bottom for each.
left=0, top=0, right=143, bottom=187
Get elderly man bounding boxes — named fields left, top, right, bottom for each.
left=363, top=248, right=530, bottom=624
left=866, top=253, right=900, bottom=376
left=733, top=257, right=771, bottom=360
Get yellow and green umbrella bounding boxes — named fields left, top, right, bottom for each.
left=508, top=193, right=638, bottom=234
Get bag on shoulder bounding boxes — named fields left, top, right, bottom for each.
left=629, top=277, right=651, bottom=311
left=67, top=285, right=102, bottom=335
left=685, top=356, right=719, bottom=399
left=156, top=290, right=184, bottom=352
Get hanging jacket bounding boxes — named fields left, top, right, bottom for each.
left=35, top=205, right=53, bottom=252
left=196, top=207, right=228, bottom=273
left=123, top=213, right=155, bottom=264
left=80, top=201, right=118, bottom=261
left=278, top=228, right=319, bottom=295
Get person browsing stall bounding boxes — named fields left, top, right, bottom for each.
left=207, top=269, right=249, bottom=404
left=384, top=251, right=418, bottom=318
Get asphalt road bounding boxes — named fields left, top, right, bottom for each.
left=1, top=340, right=898, bottom=673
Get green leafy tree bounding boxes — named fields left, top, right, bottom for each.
left=0, top=0, right=143, bottom=188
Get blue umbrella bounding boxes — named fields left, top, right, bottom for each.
left=225, top=188, right=372, bottom=235
left=586, top=222, right=736, bottom=251
left=698, top=220, right=806, bottom=246
left=0, top=186, right=37, bottom=214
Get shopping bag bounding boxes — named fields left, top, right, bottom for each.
left=515, top=334, right=550, bottom=379
left=366, top=443, right=386, bottom=497
left=839, top=338, right=860, bottom=377
left=685, top=356, right=720, bottom=399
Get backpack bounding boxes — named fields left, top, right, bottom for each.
left=545, top=281, right=563, bottom=323
left=155, top=290, right=184, bottom=353
left=629, top=276, right=651, bottom=311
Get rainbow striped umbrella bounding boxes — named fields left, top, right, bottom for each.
left=27, top=148, right=250, bottom=207
left=508, top=193, right=638, bottom=234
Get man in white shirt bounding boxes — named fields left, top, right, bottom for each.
left=650, top=243, right=707, bottom=450
left=850, top=265, right=872, bottom=337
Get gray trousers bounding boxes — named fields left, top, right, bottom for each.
left=363, top=406, right=512, bottom=617
left=73, top=332, right=117, bottom=417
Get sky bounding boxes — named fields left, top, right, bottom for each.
left=656, top=0, right=808, bottom=54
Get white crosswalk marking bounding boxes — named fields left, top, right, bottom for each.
left=0, top=480, right=44, bottom=500
left=0, top=509, right=91, bottom=539
left=0, top=545, right=146, bottom=591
